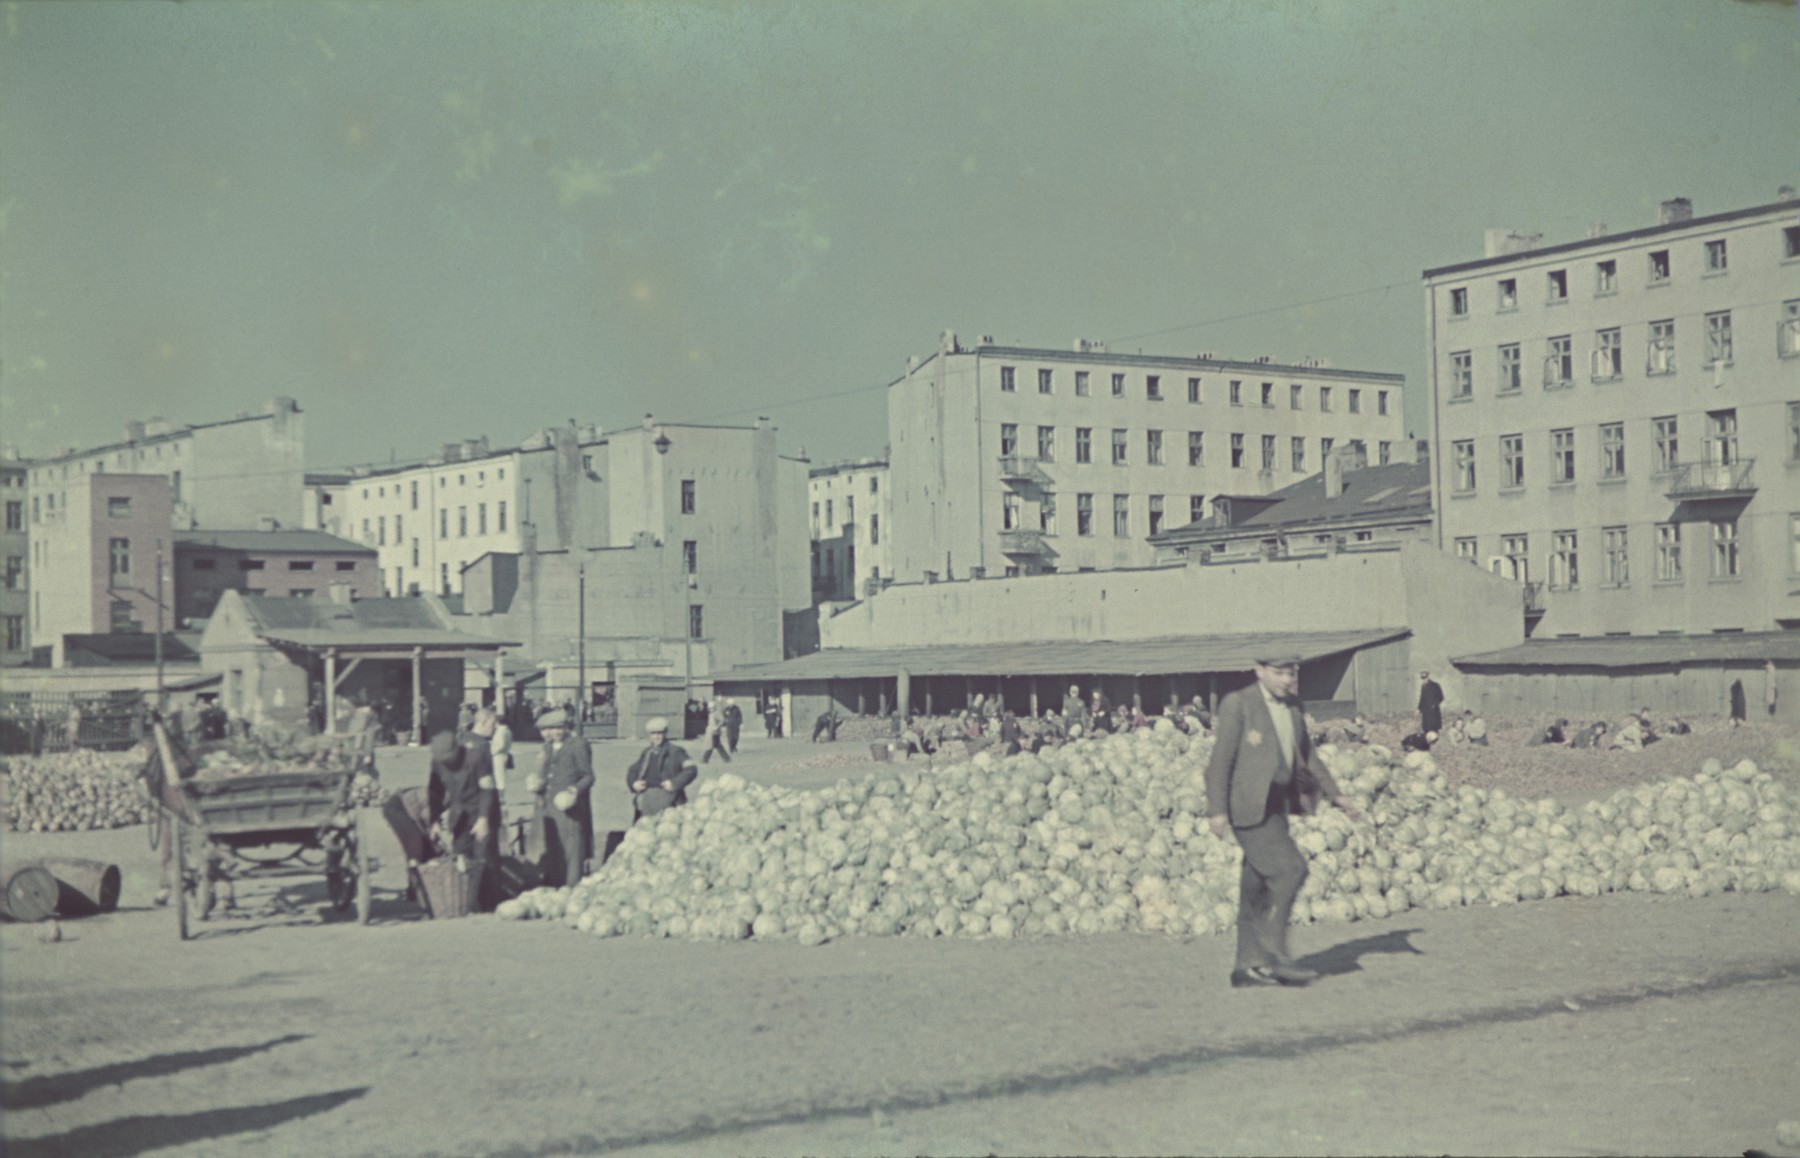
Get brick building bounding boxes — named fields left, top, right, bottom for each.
left=173, top=530, right=380, bottom=625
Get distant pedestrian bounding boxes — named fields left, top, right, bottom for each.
left=1417, top=671, right=1444, bottom=736
left=811, top=709, right=840, bottom=743
left=702, top=701, right=732, bottom=764
left=1729, top=679, right=1747, bottom=727
left=722, top=698, right=743, bottom=753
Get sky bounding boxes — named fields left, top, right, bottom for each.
left=1, top=0, right=1795, bottom=472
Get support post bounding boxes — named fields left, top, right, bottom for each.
left=897, top=668, right=911, bottom=720
left=412, top=647, right=423, bottom=743
left=495, top=651, right=505, bottom=715
left=324, top=649, right=338, bottom=735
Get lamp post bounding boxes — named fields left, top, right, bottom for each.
left=577, top=561, right=586, bottom=724
left=153, top=542, right=165, bottom=713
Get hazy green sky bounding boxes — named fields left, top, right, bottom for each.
left=1, top=0, right=1795, bottom=469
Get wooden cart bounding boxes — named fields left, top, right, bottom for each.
left=146, top=723, right=371, bottom=940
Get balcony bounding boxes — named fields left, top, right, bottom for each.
left=1664, top=458, right=1756, bottom=501
left=997, top=455, right=1051, bottom=485
left=998, top=529, right=1049, bottom=556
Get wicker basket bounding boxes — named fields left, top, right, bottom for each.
left=413, top=858, right=478, bottom=919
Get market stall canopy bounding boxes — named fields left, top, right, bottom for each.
left=719, top=628, right=1407, bottom=682
left=201, top=591, right=516, bottom=659
left=1455, top=632, right=1800, bottom=670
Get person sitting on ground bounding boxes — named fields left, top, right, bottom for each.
left=1570, top=720, right=1607, bottom=750
left=999, top=711, right=1023, bottom=756
left=1401, top=730, right=1433, bottom=753
left=1531, top=718, right=1569, bottom=746
left=1609, top=716, right=1644, bottom=752
left=1463, top=709, right=1488, bottom=746
left=1666, top=715, right=1692, bottom=736
left=1442, top=717, right=1467, bottom=745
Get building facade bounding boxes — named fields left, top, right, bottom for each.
left=1423, top=192, right=1800, bottom=637
left=887, top=333, right=1406, bottom=582
left=27, top=474, right=175, bottom=662
left=173, top=530, right=381, bottom=624
left=1, top=452, right=28, bottom=666
left=809, top=457, right=890, bottom=602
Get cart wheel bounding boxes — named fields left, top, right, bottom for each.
left=354, top=813, right=371, bottom=926
left=172, top=817, right=190, bottom=941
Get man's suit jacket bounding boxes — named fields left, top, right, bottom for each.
left=540, top=736, right=595, bottom=800
left=1204, top=685, right=1344, bottom=828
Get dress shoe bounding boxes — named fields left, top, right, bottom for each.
left=1267, top=962, right=1318, bottom=985
left=1229, top=966, right=1282, bottom=988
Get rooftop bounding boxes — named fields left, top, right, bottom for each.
left=1151, top=461, right=1433, bottom=545
left=175, top=529, right=374, bottom=555
left=232, top=594, right=513, bottom=652
left=1454, top=631, right=1800, bottom=669
left=902, top=344, right=1406, bottom=385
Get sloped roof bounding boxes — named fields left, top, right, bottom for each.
left=719, top=627, right=1407, bottom=682
left=174, top=529, right=373, bottom=554
left=236, top=595, right=514, bottom=652
left=1454, top=632, right=1800, bottom=669
left=1153, top=461, right=1432, bottom=544
left=61, top=632, right=203, bottom=665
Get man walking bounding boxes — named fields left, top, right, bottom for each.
left=722, top=697, right=743, bottom=754
left=1206, top=655, right=1362, bottom=988
left=1417, top=670, right=1445, bottom=737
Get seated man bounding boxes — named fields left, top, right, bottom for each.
left=1609, top=717, right=1644, bottom=752
left=1463, top=710, right=1488, bottom=746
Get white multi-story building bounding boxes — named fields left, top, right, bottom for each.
left=808, top=457, right=889, bottom=601
left=886, top=333, right=1406, bottom=580
left=1423, top=191, right=1800, bottom=636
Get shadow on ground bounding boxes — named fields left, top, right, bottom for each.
left=1296, top=927, right=1426, bottom=977
left=6, top=1086, right=368, bottom=1158
left=2, top=1035, right=311, bottom=1111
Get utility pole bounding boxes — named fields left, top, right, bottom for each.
left=153, top=542, right=166, bottom=713
left=577, top=562, right=586, bottom=724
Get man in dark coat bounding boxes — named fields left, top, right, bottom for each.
left=531, top=709, right=594, bottom=887
left=722, top=698, right=743, bottom=753
left=627, top=717, right=699, bottom=822
left=1206, top=655, right=1362, bottom=989
left=428, top=724, right=500, bottom=911
left=1417, top=671, right=1445, bottom=735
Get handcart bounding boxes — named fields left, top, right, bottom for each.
left=144, top=722, right=371, bottom=940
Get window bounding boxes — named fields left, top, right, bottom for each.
left=1378, top=441, right=1391, bottom=465
left=1602, top=527, right=1629, bottom=587
left=439, top=509, right=449, bottom=538
left=1289, top=383, right=1303, bottom=410
left=1190, top=494, right=1206, bottom=524
left=3, top=615, right=21, bottom=652
left=1447, top=538, right=1474, bottom=564
left=3, top=501, right=19, bottom=532
left=1000, top=423, right=1018, bottom=458
left=191, top=557, right=216, bottom=571
left=1037, top=495, right=1054, bottom=536
left=393, top=514, right=403, bottom=543
left=1790, top=403, right=1800, bottom=461
left=1147, top=375, right=1162, bottom=400
left=1111, top=429, right=1128, bottom=465
left=1551, top=428, right=1576, bottom=483
left=1187, top=377, right=1201, bottom=403
left=1348, top=389, right=1361, bottom=414
left=108, top=496, right=130, bottom=517
left=681, top=479, right=696, bottom=514
left=411, top=480, right=419, bottom=510
left=1037, top=425, right=1055, bottom=462
left=1547, top=269, right=1568, bottom=301
left=1544, top=336, right=1573, bottom=387
left=1705, top=311, right=1733, bottom=366
left=473, top=503, right=485, bottom=535
left=1501, top=533, right=1530, bottom=582
left=1229, top=380, right=1242, bottom=406
left=109, top=537, right=130, bottom=580
left=377, top=516, right=387, bottom=547
left=1550, top=530, right=1579, bottom=591
left=1319, top=386, right=1333, bottom=412
left=1038, top=368, right=1053, bottom=394
left=1111, top=373, right=1125, bottom=398
left=1698, top=413, right=1737, bottom=474
left=1148, top=494, right=1164, bottom=535
left=1451, top=441, right=1475, bottom=493
left=1112, top=494, right=1130, bottom=538
left=682, top=540, right=697, bottom=575
left=1711, top=519, right=1739, bottom=578
left=457, top=507, right=468, bottom=538
left=1704, top=239, right=1727, bottom=273
left=1187, top=431, right=1204, bottom=467
left=1253, top=381, right=1269, bottom=408
left=1320, top=436, right=1334, bottom=462
left=1497, top=278, right=1517, bottom=310
left=288, top=559, right=315, bottom=572
left=1648, top=249, right=1670, bottom=283
left=1783, top=301, right=1800, bottom=357
left=689, top=604, right=704, bottom=639
left=869, top=514, right=880, bottom=544
left=1656, top=524, right=1682, bottom=582
left=1075, top=428, right=1093, bottom=464
left=1001, top=492, right=1021, bottom=531
left=1378, top=390, right=1390, bottom=416
left=411, top=538, right=420, bottom=567
left=497, top=501, right=507, bottom=532
left=1497, top=344, right=1521, bottom=393
left=1230, top=433, right=1245, bottom=468
left=1075, top=371, right=1090, bottom=397
left=110, top=599, right=134, bottom=632
left=1500, top=434, right=1524, bottom=488
left=1593, top=328, right=1621, bottom=380
left=1146, top=430, right=1164, bottom=465
left=1076, top=494, right=1094, bottom=536
left=1449, top=287, right=1468, bottom=316
left=1291, top=437, right=1306, bottom=473
left=1648, top=320, right=1675, bottom=374
left=826, top=499, right=834, bottom=527
left=239, top=559, right=265, bottom=571
left=1260, top=435, right=1276, bottom=471
left=1600, top=424, right=1626, bottom=479
left=1596, top=259, right=1617, bottom=295
left=1791, top=515, right=1800, bottom=575
left=1000, top=366, right=1016, bottom=392
left=3, top=555, right=21, bottom=590
left=335, top=560, right=355, bottom=572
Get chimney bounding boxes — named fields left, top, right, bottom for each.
left=1586, top=222, right=1608, bottom=239
left=1324, top=444, right=1368, bottom=499
left=939, top=330, right=959, bottom=355
left=441, top=443, right=461, bottom=463
left=1659, top=197, right=1693, bottom=225
left=1484, top=229, right=1543, bottom=258
left=1779, top=185, right=1797, bottom=202
left=125, top=421, right=146, bottom=442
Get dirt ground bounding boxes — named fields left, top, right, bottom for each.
left=4, top=728, right=1800, bottom=1157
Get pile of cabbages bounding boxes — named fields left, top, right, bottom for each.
left=497, top=720, right=1800, bottom=942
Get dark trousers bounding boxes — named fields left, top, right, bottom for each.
left=540, top=797, right=592, bottom=888
left=1232, top=811, right=1309, bottom=969
left=703, top=732, right=732, bottom=763
left=726, top=724, right=740, bottom=753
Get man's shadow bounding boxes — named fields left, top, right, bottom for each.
left=1295, top=927, right=1426, bottom=977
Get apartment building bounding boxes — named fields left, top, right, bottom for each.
left=1, top=452, right=29, bottom=666
left=1423, top=191, right=1800, bottom=636
left=173, top=530, right=380, bottom=623
left=809, top=457, right=890, bottom=601
left=887, top=332, right=1406, bottom=581
left=28, top=474, right=175, bottom=662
